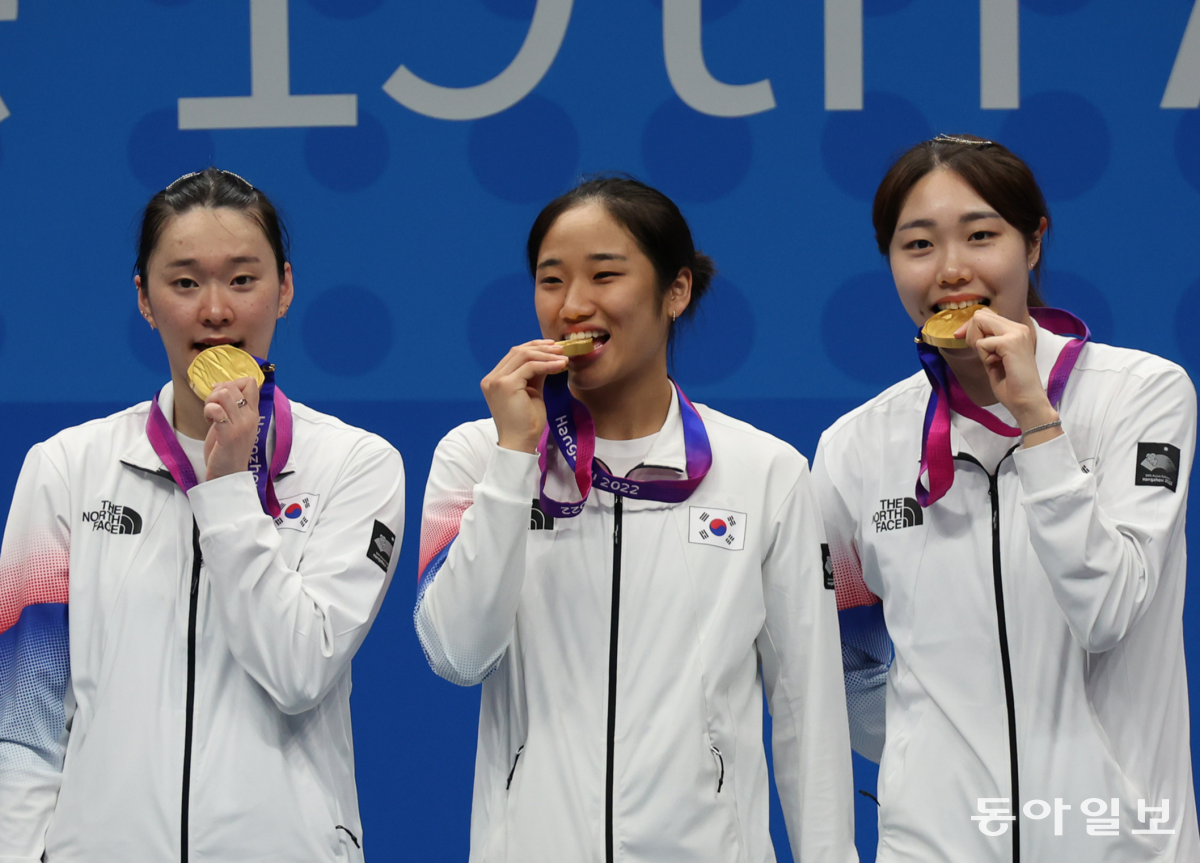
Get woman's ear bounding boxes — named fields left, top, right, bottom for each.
left=1028, top=217, right=1048, bottom=270
left=135, top=276, right=156, bottom=330
left=277, top=263, right=294, bottom=319
left=666, top=267, right=693, bottom=321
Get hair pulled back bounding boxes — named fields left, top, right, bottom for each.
left=873, top=135, right=1049, bottom=305
left=527, top=175, right=716, bottom=322
left=135, top=167, right=290, bottom=282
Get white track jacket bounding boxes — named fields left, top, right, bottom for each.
left=813, top=322, right=1199, bottom=862
left=415, top=392, right=857, bottom=863
left=0, top=384, right=404, bottom=863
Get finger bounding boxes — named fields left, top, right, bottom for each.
left=972, top=337, right=1009, bottom=363
left=234, top=376, right=261, bottom=411
left=203, top=401, right=231, bottom=425
left=488, top=346, right=567, bottom=383
left=512, top=357, right=569, bottom=380
left=206, top=386, right=256, bottom=433
left=506, top=358, right=568, bottom=387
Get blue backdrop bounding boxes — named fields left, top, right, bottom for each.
left=1, top=0, right=1199, bottom=859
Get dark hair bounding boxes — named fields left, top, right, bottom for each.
left=135, top=167, right=290, bottom=282
left=526, top=175, right=716, bottom=322
left=873, top=135, right=1049, bottom=306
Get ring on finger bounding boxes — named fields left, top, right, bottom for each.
left=235, top=398, right=248, bottom=408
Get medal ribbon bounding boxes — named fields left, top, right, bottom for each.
left=145, top=361, right=293, bottom=517
left=536, top=372, right=712, bottom=518
left=915, top=307, right=1090, bottom=507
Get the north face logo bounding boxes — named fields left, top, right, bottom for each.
left=530, top=499, right=555, bottom=531
left=82, top=500, right=142, bottom=535
left=872, top=497, right=923, bottom=532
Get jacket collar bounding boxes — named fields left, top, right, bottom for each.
left=1031, top=316, right=1071, bottom=390
left=120, top=382, right=297, bottom=479
left=542, top=383, right=691, bottom=509
left=626, top=384, right=687, bottom=476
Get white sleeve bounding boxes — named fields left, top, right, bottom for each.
left=414, top=424, right=538, bottom=686
left=758, top=458, right=859, bottom=863
left=0, top=444, right=74, bottom=863
left=189, top=437, right=404, bottom=715
left=1014, top=365, right=1196, bottom=653
left=812, top=434, right=890, bottom=763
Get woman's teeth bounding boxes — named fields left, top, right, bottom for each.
left=937, top=299, right=989, bottom=311
left=563, top=330, right=603, bottom=342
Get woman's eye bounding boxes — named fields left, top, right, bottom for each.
left=174, top=278, right=198, bottom=289
left=539, top=276, right=562, bottom=286
left=969, top=230, right=995, bottom=241
left=231, top=275, right=255, bottom=287
left=594, top=271, right=620, bottom=280
left=905, top=239, right=932, bottom=250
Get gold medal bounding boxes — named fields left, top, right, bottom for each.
left=920, top=305, right=986, bottom=349
left=187, top=345, right=266, bottom=399
left=557, top=337, right=595, bottom=357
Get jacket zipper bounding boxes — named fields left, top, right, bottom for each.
left=605, top=494, right=623, bottom=863
left=959, top=452, right=1020, bottom=863
left=181, top=520, right=201, bottom=862
left=506, top=744, right=525, bottom=790
left=711, top=745, right=725, bottom=793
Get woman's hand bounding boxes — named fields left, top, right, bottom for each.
left=203, top=377, right=262, bottom=481
left=957, top=308, right=1061, bottom=440
left=481, top=340, right=568, bottom=453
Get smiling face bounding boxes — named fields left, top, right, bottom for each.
left=889, top=167, right=1043, bottom=329
left=136, top=206, right=293, bottom=385
left=534, top=201, right=690, bottom=396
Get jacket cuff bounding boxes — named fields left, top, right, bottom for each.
left=189, top=470, right=266, bottom=530
left=1013, top=432, right=1087, bottom=502
left=480, top=445, right=540, bottom=504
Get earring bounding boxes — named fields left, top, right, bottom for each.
left=671, top=310, right=677, bottom=323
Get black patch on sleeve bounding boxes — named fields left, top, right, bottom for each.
left=1135, top=442, right=1181, bottom=493
left=822, top=543, right=834, bottom=589
left=367, top=520, right=397, bottom=571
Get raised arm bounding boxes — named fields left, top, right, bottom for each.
left=416, top=339, right=567, bottom=686
left=189, top=437, right=404, bottom=714
left=414, top=424, right=538, bottom=686
left=1015, top=364, right=1197, bottom=652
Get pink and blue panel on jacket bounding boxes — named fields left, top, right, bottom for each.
left=0, top=547, right=70, bottom=771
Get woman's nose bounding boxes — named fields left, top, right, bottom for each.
left=559, top=279, right=595, bottom=319
left=937, top=249, right=972, bottom=287
left=200, top=285, right=234, bottom=326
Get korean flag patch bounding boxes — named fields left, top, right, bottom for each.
left=689, top=506, right=747, bottom=551
left=273, top=493, right=320, bottom=532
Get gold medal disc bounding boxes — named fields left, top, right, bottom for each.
left=920, top=305, right=986, bottom=349
left=187, top=345, right=266, bottom=399
left=557, top=337, right=595, bottom=357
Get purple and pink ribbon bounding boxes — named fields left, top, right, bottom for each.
left=537, top=372, right=711, bottom=518
left=916, top=307, right=1090, bottom=507
left=146, top=359, right=292, bottom=517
